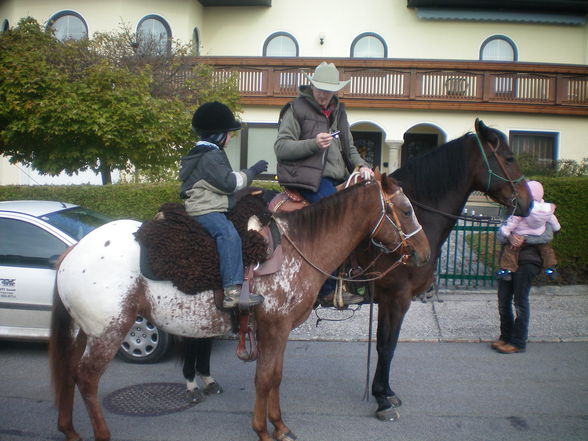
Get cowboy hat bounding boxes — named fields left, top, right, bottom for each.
left=305, top=62, right=350, bottom=92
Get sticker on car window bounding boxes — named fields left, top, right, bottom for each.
left=0, top=278, right=16, bottom=298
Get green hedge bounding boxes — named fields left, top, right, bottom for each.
left=1, top=177, right=585, bottom=282
left=536, top=176, right=588, bottom=283
left=0, top=180, right=282, bottom=221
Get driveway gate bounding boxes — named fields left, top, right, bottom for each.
left=436, top=213, right=501, bottom=289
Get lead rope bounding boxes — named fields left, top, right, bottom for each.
left=362, top=280, right=375, bottom=401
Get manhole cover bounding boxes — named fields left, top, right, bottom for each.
left=103, top=382, right=194, bottom=416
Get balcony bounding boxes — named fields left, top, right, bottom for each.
left=190, top=57, right=588, bottom=116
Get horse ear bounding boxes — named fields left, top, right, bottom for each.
left=475, top=118, right=498, bottom=149
left=376, top=167, right=390, bottom=191
left=374, top=167, right=381, bottom=181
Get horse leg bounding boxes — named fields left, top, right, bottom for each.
left=195, top=338, right=223, bottom=395
left=372, top=291, right=411, bottom=420
left=267, top=354, right=294, bottom=441
left=183, top=338, right=205, bottom=403
left=56, top=331, right=87, bottom=441
left=183, top=338, right=220, bottom=402
left=75, top=333, right=129, bottom=441
left=252, top=325, right=293, bottom=441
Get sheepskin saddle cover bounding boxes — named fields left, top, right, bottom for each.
left=134, top=188, right=273, bottom=295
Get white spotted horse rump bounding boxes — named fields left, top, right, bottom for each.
left=57, top=220, right=142, bottom=337
left=57, top=219, right=232, bottom=340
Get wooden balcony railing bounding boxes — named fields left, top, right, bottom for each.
left=190, top=57, right=588, bottom=116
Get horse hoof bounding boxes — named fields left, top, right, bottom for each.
left=387, top=394, right=402, bottom=408
left=203, top=382, right=223, bottom=395
left=185, top=388, right=206, bottom=404
left=274, top=430, right=297, bottom=441
left=376, top=407, right=400, bottom=422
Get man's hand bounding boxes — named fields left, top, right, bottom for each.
left=315, top=132, right=333, bottom=149
left=359, top=166, right=374, bottom=180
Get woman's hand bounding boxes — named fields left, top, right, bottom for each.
left=509, top=234, right=524, bottom=248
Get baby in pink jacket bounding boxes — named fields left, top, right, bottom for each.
left=496, top=180, right=561, bottom=281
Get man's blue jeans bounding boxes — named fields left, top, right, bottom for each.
left=193, top=212, right=243, bottom=288
left=497, top=263, right=540, bottom=349
left=300, top=177, right=339, bottom=296
left=299, top=177, right=338, bottom=203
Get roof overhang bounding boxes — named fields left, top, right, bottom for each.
left=407, top=0, right=588, bottom=14
left=198, top=0, right=271, bottom=6
left=414, top=9, right=586, bottom=25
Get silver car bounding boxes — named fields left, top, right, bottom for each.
left=0, top=200, right=170, bottom=363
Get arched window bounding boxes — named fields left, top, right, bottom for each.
left=263, top=32, right=298, bottom=57
left=480, top=35, right=517, bottom=61
left=351, top=33, right=387, bottom=58
left=47, top=11, right=88, bottom=41
left=137, top=15, right=172, bottom=55
left=192, top=27, right=200, bottom=56
left=1, top=19, right=9, bottom=33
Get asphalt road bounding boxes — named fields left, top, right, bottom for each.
left=1, top=339, right=587, bottom=441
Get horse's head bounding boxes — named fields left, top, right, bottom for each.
left=371, top=170, right=431, bottom=267
left=473, top=119, right=532, bottom=216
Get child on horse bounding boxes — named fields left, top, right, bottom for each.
left=180, top=101, right=268, bottom=308
left=496, top=180, right=561, bottom=281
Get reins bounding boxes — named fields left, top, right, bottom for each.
left=407, top=133, right=527, bottom=223
left=274, top=180, right=414, bottom=284
left=409, top=198, right=500, bottom=225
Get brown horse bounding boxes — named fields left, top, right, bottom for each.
left=49, top=172, right=430, bottom=441
left=357, top=119, right=533, bottom=420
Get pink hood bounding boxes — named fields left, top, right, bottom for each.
left=526, top=180, right=544, bottom=202
left=500, top=180, right=560, bottom=236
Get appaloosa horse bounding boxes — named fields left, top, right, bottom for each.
left=49, top=171, right=430, bottom=441
left=357, top=119, right=532, bottom=420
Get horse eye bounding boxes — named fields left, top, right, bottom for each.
left=403, top=209, right=412, bottom=217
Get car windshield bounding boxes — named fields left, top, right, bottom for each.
left=40, top=207, right=112, bottom=241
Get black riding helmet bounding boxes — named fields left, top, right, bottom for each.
left=191, top=101, right=241, bottom=137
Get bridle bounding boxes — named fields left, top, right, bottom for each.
left=277, top=179, right=422, bottom=283
left=473, top=133, right=525, bottom=211
left=370, top=183, right=422, bottom=256
left=411, top=133, right=526, bottom=221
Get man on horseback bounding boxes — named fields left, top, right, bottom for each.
left=180, top=101, right=267, bottom=309
left=274, top=62, right=374, bottom=306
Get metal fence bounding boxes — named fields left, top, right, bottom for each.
left=436, top=210, right=502, bottom=289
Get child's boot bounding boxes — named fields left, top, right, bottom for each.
left=495, top=268, right=512, bottom=281
left=544, top=267, right=559, bottom=280
left=223, top=285, right=264, bottom=308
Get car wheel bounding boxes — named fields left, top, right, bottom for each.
left=117, top=315, right=171, bottom=364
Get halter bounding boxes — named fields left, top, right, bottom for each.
left=473, top=133, right=525, bottom=194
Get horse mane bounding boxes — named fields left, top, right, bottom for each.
left=277, top=181, right=372, bottom=243
left=391, top=133, right=473, bottom=202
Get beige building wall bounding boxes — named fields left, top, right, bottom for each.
left=0, top=0, right=203, bottom=42
left=201, top=0, right=587, bottom=64
left=1, top=1, right=585, bottom=63
left=225, top=105, right=587, bottom=163
left=0, top=156, right=22, bottom=184
left=0, top=0, right=586, bottom=185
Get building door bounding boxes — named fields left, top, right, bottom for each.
left=401, top=133, right=438, bottom=166
left=351, top=131, right=381, bottom=168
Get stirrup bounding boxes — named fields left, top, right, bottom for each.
left=222, top=286, right=264, bottom=309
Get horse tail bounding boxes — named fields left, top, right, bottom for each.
left=48, top=248, right=76, bottom=407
